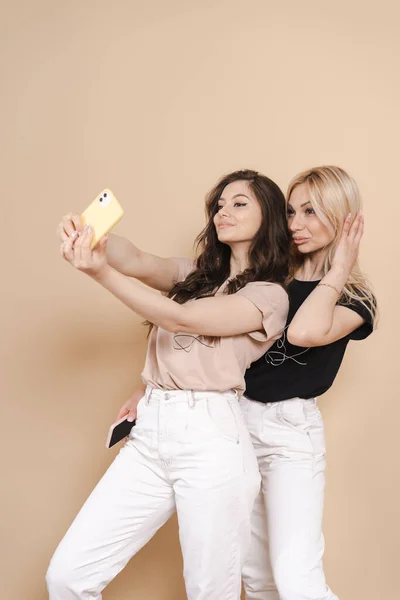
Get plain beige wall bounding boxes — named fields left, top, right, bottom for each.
left=1, top=1, right=398, bottom=598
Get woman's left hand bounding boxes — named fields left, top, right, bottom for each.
left=331, top=212, right=364, bottom=274
left=60, top=224, right=109, bottom=279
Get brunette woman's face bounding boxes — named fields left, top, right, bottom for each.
left=287, top=183, right=335, bottom=254
left=213, top=180, right=262, bottom=244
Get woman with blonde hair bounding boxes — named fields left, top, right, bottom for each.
left=241, top=165, right=377, bottom=600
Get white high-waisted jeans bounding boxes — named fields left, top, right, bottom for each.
left=46, top=386, right=260, bottom=600
left=241, top=396, right=339, bottom=600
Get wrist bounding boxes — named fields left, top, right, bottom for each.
left=91, top=264, right=113, bottom=284
left=327, top=263, right=350, bottom=281
left=317, top=282, right=341, bottom=297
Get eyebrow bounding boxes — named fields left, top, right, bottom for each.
left=288, top=201, right=311, bottom=208
left=219, top=194, right=251, bottom=202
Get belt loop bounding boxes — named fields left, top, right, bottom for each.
left=146, top=387, right=152, bottom=405
left=188, top=390, right=195, bottom=409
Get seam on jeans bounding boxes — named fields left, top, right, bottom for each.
left=135, top=395, right=146, bottom=416
left=306, top=411, right=326, bottom=600
left=240, top=396, right=250, bottom=413
left=228, top=400, right=240, bottom=444
left=225, top=515, right=241, bottom=600
left=204, top=397, right=240, bottom=444
left=306, top=441, right=317, bottom=600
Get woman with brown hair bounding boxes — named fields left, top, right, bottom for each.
left=48, top=170, right=290, bottom=600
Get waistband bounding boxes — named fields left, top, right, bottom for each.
left=145, top=385, right=239, bottom=406
left=241, top=395, right=317, bottom=408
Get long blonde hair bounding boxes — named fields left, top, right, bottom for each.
left=287, top=165, right=377, bottom=327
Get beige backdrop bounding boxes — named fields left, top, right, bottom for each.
left=1, top=1, right=398, bottom=599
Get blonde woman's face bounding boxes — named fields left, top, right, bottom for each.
left=287, top=183, right=335, bottom=254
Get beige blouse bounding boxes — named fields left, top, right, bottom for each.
left=141, top=258, right=289, bottom=396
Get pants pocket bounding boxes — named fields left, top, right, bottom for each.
left=204, top=398, right=240, bottom=444
left=277, top=398, right=321, bottom=433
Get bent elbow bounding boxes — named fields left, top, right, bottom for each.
left=287, top=325, right=330, bottom=347
left=156, top=304, right=192, bottom=334
left=161, top=314, right=191, bottom=334
left=160, top=320, right=183, bottom=334
left=164, top=305, right=198, bottom=334
left=287, top=327, right=312, bottom=347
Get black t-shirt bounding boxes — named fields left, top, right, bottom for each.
left=244, top=279, right=374, bottom=403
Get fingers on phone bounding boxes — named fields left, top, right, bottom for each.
left=71, top=214, right=83, bottom=233
left=61, top=236, right=75, bottom=261
left=116, top=410, right=129, bottom=422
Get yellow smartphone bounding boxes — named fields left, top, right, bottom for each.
left=81, top=189, right=124, bottom=248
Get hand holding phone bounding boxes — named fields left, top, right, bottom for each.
left=105, top=416, right=136, bottom=449
left=81, top=189, right=124, bottom=249
left=106, top=389, right=145, bottom=448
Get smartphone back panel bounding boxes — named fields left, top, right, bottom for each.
left=81, top=189, right=124, bottom=248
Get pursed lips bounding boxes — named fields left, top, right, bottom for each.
left=292, top=236, right=310, bottom=244
left=217, top=222, right=234, bottom=228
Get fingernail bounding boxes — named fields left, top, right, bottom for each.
left=71, top=231, right=77, bottom=239
left=127, top=416, right=134, bottom=422
left=88, top=226, right=92, bottom=233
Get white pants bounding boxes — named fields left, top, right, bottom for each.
left=46, top=387, right=260, bottom=600
left=240, top=397, right=339, bottom=600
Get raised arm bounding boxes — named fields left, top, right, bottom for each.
left=287, top=296, right=365, bottom=347
left=106, top=234, right=184, bottom=292
left=288, top=213, right=367, bottom=347
left=57, top=213, right=182, bottom=292
left=61, top=227, right=288, bottom=338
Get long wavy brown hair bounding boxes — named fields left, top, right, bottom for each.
left=168, top=169, right=290, bottom=304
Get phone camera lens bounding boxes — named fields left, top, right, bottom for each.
left=103, top=192, right=107, bottom=197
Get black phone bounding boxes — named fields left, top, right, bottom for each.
left=105, top=416, right=136, bottom=449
